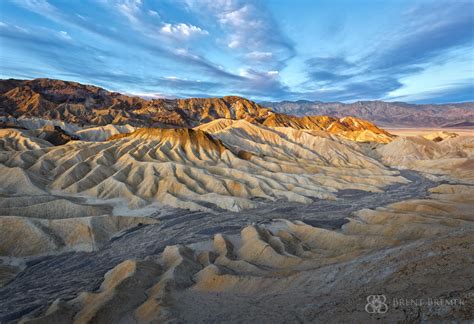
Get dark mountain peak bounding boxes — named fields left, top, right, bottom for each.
left=0, top=78, right=272, bottom=128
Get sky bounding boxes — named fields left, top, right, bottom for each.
left=0, top=0, right=473, bottom=103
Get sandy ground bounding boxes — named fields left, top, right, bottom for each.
left=386, top=127, right=474, bottom=137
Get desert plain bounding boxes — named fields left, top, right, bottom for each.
left=386, top=128, right=474, bottom=137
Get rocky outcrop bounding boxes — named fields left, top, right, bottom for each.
left=34, top=124, right=79, bottom=145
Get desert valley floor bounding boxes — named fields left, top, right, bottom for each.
left=0, top=80, right=473, bottom=323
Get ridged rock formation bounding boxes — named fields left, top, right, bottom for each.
left=75, top=124, right=136, bottom=141
left=262, top=114, right=393, bottom=143
left=107, top=128, right=229, bottom=156
left=376, top=135, right=474, bottom=182
left=21, top=184, right=474, bottom=323
left=0, top=128, right=52, bottom=151
left=0, top=120, right=407, bottom=214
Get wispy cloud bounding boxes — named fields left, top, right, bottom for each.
left=2, top=0, right=473, bottom=103
left=115, top=0, right=142, bottom=24
left=160, top=23, right=208, bottom=39
left=12, top=0, right=59, bottom=17
left=7, top=0, right=243, bottom=83
left=388, top=79, right=474, bottom=104
left=148, top=10, right=159, bottom=17
left=57, top=30, right=71, bottom=41
left=302, top=1, right=474, bottom=102
left=246, top=51, right=273, bottom=61
left=173, top=48, right=244, bottom=81
left=184, top=0, right=295, bottom=66
left=372, top=2, right=473, bottom=72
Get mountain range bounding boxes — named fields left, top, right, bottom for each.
left=262, top=100, right=474, bottom=128
left=3, top=78, right=472, bottom=131
left=0, top=78, right=392, bottom=143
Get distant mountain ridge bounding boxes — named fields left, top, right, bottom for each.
left=0, top=78, right=393, bottom=143
left=0, top=78, right=271, bottom=128
left=261, top=100, right=474, bottom=128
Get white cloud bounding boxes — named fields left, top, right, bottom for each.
left=0, top=21, right=7, bottom=27
left=239, top=68, right=278, bottom=78
left=236, top=67, right=288, bottom=96
left=175, top=48, right=187, bottom=55
left=183, top=0, right=294, bottom=64
left=125, top=91, right=173, bottom=99
left=148, top=10, right=159, bottom=17
left=228, top=40, right=239, bottom=48
left=14, top=25, right=29, bottom=33
left=218, top=5, right=264, bottom=49
left=247, top=51, right=273, bottom=60
left=116, top=0, right=142, bottom=24
left=160, top=23, right=208, bottom=39
left=219, top=5, right=260, bottom=28
left=184, top=0, right=234, bottom=12
left=238, top=68, right=249, bottom=77
left=13, top=0, right=58, bottom=15
left=58, top=30, right=72, bottom=40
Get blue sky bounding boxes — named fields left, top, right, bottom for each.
left=0, top=0, right=473, bottom=103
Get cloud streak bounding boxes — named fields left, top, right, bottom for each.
left=302, top=1, right=474, bottom=102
